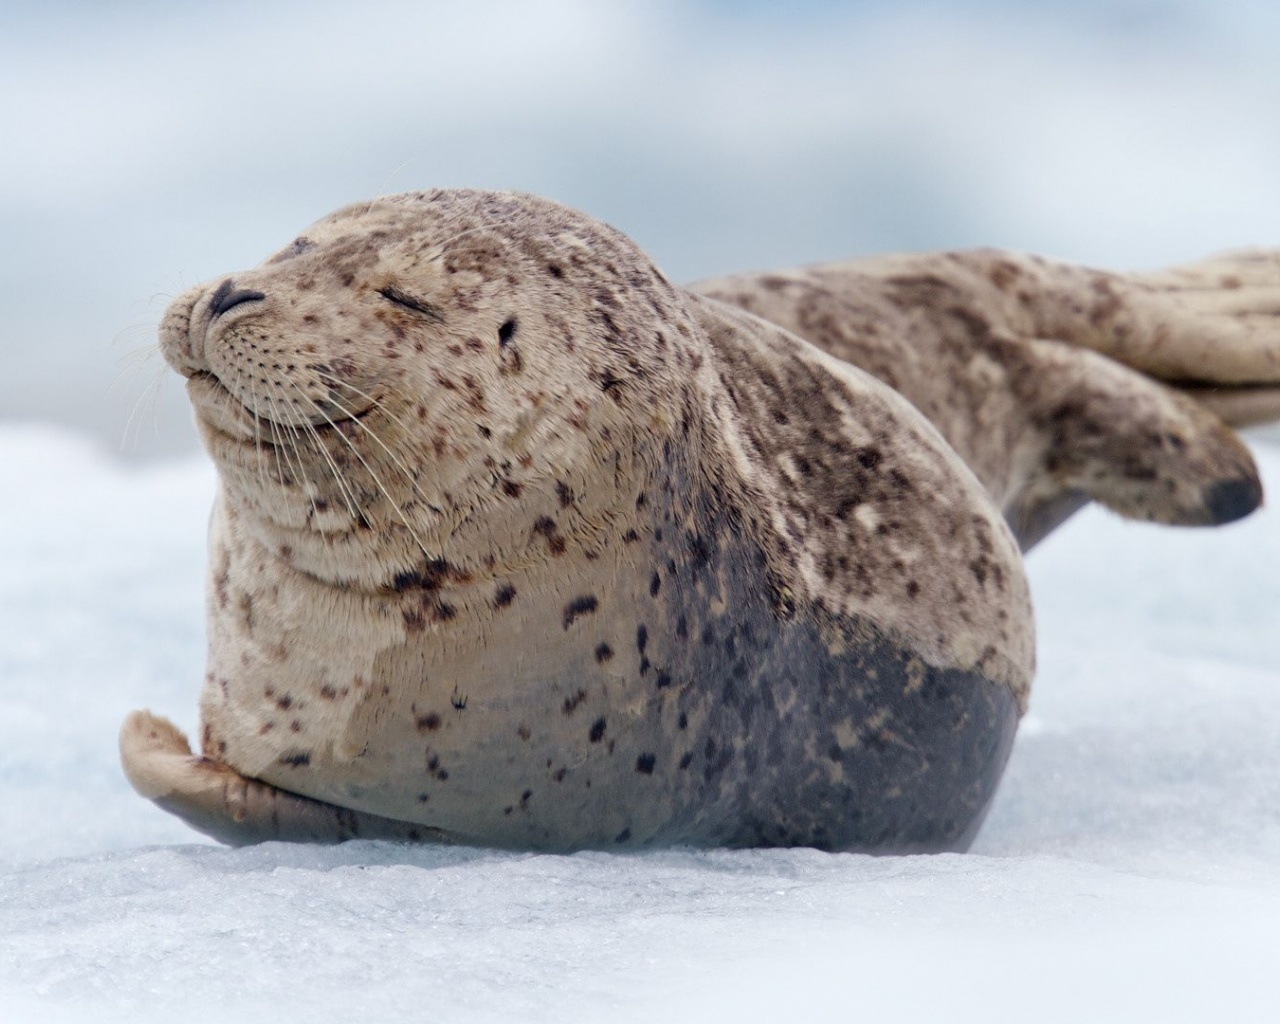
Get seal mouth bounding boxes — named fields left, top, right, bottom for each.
left=188, top=371, right=376, bottom=445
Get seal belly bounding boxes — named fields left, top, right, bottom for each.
left=243, top=500, right=1022, bottom=854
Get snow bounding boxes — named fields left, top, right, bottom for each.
left=2, top=424, right=1279, bottom=1023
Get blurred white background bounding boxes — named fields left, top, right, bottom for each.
left=3, top=0, right=1279, bottom=456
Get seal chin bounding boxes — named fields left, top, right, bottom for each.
left=187, top=370, right=375, bottom=446
left=187, top=371, right=259, bottom=443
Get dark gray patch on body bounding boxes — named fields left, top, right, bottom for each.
left=625, top=496, right=1018, bottom=852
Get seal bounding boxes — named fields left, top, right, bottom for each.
left=120, top=190, right=1280, bottom=852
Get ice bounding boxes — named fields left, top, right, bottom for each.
left=2, top=425, right=1279, bottom=1022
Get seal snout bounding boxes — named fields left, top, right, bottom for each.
left=208, top=278, right=267, bottom=319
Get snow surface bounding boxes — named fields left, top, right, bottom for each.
left=2, top=424, right=1279, bottom=1023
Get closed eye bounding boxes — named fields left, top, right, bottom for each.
left=378, top=286, right=445, bottom=323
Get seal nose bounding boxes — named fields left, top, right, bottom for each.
left=208, top=278, right=266, bottom=318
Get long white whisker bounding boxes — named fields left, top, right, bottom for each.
left=286, top=382, right=432, bottom=562
left=314, top=373, right=421, bottom=440
left=319, top=385, right=442, bottom=518
left=265, top=386, right=321, bottom=523
left=242, top=382, right=273, bottom=504
left=119, top=357, right=168, bottom=454
left=261, top=390, right=300, bottom=517
left=281, top=382, right=362, bottom=522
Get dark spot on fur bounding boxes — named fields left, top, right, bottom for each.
left=532, top=516, right=567, bottom=555
left=636, top=624, right=648, bottom=655
left=678, top=712, right=688, bottom=729
left=649, top=571, right=661, bottom=597
left=679, top=752, right=693, bottom=770
left=498, top=318, right=517, bottom=346
left=563, top=689, right=587, bottom=715
left=589, top=717, right=606, bottom=742
left=279, top=752, right=311, bottom=768
left=655, top=671, right=672, bottom=689
left=563, top=595, right=599, bottom=629
left=615, top=827, right=632, bottom=843
left=595, top=642, right=614, bottom=663
left=393, top=558, right=463, bottom=592
left=635, top=753, right=656, bottom=774
left=416, top=712, right=441, bottom=732
left=494, top=583, right=517, bottom=609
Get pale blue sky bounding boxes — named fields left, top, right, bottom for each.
left=3, top=0, right=1277, bottom=454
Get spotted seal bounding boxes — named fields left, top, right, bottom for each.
left=120, top=190, right=1280, bottom=852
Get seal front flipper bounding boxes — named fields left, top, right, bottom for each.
left=119, top=710, right=447, bottom=846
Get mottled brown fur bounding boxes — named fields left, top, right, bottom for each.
left=121, top=192, right=1280, bottom=851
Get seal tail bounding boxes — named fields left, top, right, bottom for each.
left=119, top=709, right=447, bottom=847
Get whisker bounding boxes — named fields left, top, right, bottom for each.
left=280, top=382, right=362, bottom=523
left=365, top=155, right=421, bottom=215
left=314, top=373, right=435, bottom=461
left=318, top=384, right=442, bottom=518
left=285, top=381, right=432, bottom=562
left=265, top=386, right=322, bottom=523
left=119, top=359, right=168, bottom=454
left=242, top=382, right=274, bottom=505
left=261, top=389, right=304, bottom=517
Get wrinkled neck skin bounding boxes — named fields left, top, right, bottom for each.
left=196, top=357, right=704, bottom=647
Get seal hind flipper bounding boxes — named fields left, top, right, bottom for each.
left=694, top=247, right=1279, bottom=548
left=1009, top=337, right=1262, bottom=536
left=119, top=710, right=446, bottom=846
left=1177, top=384, right=1280, bottom=430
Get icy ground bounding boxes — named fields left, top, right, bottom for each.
left=2, top=425, right=1278, bottom=1023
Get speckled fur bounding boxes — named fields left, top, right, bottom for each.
left=695, top=249, right=1280, bottom=548
left=121, top=192, right=1280, bottom=852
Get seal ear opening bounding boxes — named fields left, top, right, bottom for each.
left=1019, top=339, right=1264, bottom=534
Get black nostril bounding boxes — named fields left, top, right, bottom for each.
left=208, top=278, right=266, bottom=318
